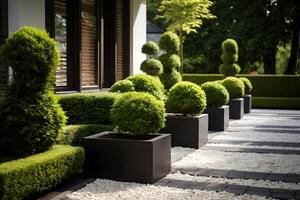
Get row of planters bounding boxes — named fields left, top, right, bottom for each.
left=81, top=33, right=254, bottom=184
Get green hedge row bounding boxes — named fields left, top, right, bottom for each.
left=58, top=93, right=119, bottom=125
left=0, top=145, right=84, bottom=200
left=183, top=74, right=300, bottom=98
left=253, top=97, right=300, bottom=109
left=57, top=124, right=114, bottom=146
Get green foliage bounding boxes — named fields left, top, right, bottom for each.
left=222, top=39, right=238, bottom=54
left=221, top=77, right=245, bottom=99
left=239, top=77, right=253, bottom=95
left=127, top=74, right=165, bottom=100
left=159, top=69, right=182, bottom=90
left=201, top=82, right=229, bottom=107
left=57, top=124, right=113, bottom=146
left=219, top=39, right=241, bottom=76
left=252, top=97, right=300, bottom=109
left=167, top=81, right=206, bottom=115
left=0, top=145, right=84, bottom=200
left=158, top=54, right=181, bottom=72
left=0, top=26, right=66, bottom=157
left=219, top=63, right=241, bottom=76
left=159, top=31, right=180, bottom=54
left=110, top=80, right=135, bottom=93
left=59, top=93, right=119, bottom=125
left=140, top=58, right=163, bottom=76
left=111, top=92, right=165, bottom=135
left=141, top=41, right=160, bottom=55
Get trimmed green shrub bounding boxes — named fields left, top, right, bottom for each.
left=239, top=77, right=253, bottom=95
left=0, top=26, right=66, bottom=157
left=159, top=69, right=182, bottom=90
left=111, top=92, right=165, bottom=135
left=141, top=41, right=160, bottom=56
left=221, top=77, right=245, bottom=99
left=140, top=58, right=163, bottom=76
left=59, top=93, right=119, bottom=125
left=219, top=39, right=241, bottom=76
left=0, top=145, right=84, bottom=200
left=167, top=81, right=207, bottom=115
left=110, top=80, right=135, bottom=93
left=253, top=97, right=300, bottom=109
left=158, top=54, right=181, bottom=72
left=159, top=31, right=180, bottom=54
left=127, top=74, right=165, bottom=100
left=201, top=82, right=229, bottom=107
left=57, top=124, right=113, bottom=146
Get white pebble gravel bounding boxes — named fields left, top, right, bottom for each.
left=171, top=147, right=195, bottom=163
left=206, top=143, right=300, bottom=150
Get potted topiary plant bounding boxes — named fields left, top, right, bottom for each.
left=202, top=82, right=230, bottom=131
left=83, top=92, right=171, bottom=184
left=221, top=77, right=245, bottom=119
left=161, top=81, right=208, bottom=149
left=239, top=77, right=253, bottom=113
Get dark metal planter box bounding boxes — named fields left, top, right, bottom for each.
left=229, top=98, right=244, bottom=119
left=83, top=132, right=171, bottom=184
left=205, top=105, right=229, bottom=131
left=160, top=114, right=208, bottom=149
left=244, top=95, right=252, bottom=113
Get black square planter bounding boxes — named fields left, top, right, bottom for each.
left=229, top=98, right=244, bottom=119
left=205, top=105, right=229, bottom=131
left=244, top=95, right=252, bottom=113
left=160, top=114, right=208, bottom=149
left=83, top=132, right=171, bottom=184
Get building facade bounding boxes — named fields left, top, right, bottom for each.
left=0, top=0, right=146, bottom=92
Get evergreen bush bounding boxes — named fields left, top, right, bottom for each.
left=239, top=77, right=253, bottom=95
left=159, top=31, right=180, bottom=54
left=221, top=77, right=245, bottom=99
left=159, top=69, right=182, bottom=90
left=166, top=81, right=206, bottom=115
left=0, top=26, right=66, bottom=157
left=158, top=54, right=181, bottom=73
left=140, top=58, right=163, bottom=76
left=219, top=39, right=241, bottom=76
left=201, top=82, right=229, bottom=107
left=141, top=41, right=160, bottom=56
left=111, top=92, right=165, bottom=135
left=110, top=80, right=135, bottom=93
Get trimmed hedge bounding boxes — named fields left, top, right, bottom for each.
left=0, top=145, right=84, bottom=200
left=253, top=97, right=300, bottom=109
left=57, top=124, right=114, bottom=146
left=58, top=93, right=119, bottom=125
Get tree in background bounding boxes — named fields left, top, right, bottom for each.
left=156, top=0, right=215, bottom=74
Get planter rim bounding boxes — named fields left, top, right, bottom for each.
left=230, top=98, right=244, bottom=101
left=84, top=131, right=171, bottom=143
left=165, top=113, right=208, bottom=119
left=206, top=105, right=229, bottom=109
left=244, top=94, right=252, bottom=97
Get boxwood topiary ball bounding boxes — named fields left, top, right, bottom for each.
left=159, top=31, right=180, bottom=54
left=159, top=69, right=182, bottom=90
left=141, top=41, right=160, bottom=55
left=221, top=77, right=245, bottom=99
left=166, top=81, right=207, bottom=115
left=158, top=54, right=181, bottom=72
left=111, top=92, right=165, bottom=135
left=140, top=58, right=163, bottom=76
left=239, top=77, right=253, bottom=94
left=201, top=82, right=229, bottom=108
left=222, top=39, right=238, bottom=54
left=110, top=80, right=135, bottom=93
left=127, top=74, right=165, bottom=100
left=219, top=63, right=241, bottom=76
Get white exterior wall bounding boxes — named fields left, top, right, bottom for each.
left=130, top=0, right=147, bottom=75
left=8, top=0, right=45, bottom=34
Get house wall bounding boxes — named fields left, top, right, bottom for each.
left=130, top=0, right=147, bottom=75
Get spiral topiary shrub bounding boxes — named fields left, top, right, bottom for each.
left=159, top=69, right=182, bottom=90
left=111, top=92, right=165, bottom=135
left=127, top=74, right=165, bottom=100
left=201, top=82, right=229, bottom=107
left=159, top=31, right=180, bottom=54
left=221, top=77, right=245, bottom=99
left=141, top=41, right=160, bottom=56
left=158, top=54, right=181, bottom=73
left=166, top=81, right=207, bottom=115
left=110, top=80, right=135, bottom=93
left=0, top=26, right=66, bottom=157
left=239, top=77, right=253, bottom=95
left=219, top=39, right=241, bottom=76
left=140, top=59, right=163, bottom=76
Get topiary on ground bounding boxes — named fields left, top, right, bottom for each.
left=159, top=31, right=180, bottom=54
left=0, top=26, right=66, bottom=157
left=159, top=69, right=182, bottom=90
left=239, top=77, right=253, bottom=95
left=219, top=39, right=241, bottom=76
left=111, top=92, right=165, bottom=135
left=158, top=54, right=181, bottom=73
left=110, top=80, right=135, bottom=93
left=127, top=74, right=165, bottom=100
left=221, top=77, right=245, bottom=99
left=201, top=82, right=229, bottom=107
left=141, top=41, right=160, bottom=56
left=166, top=81, right=206, bottom=115
left=140, top=58, right=163, bottom=76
